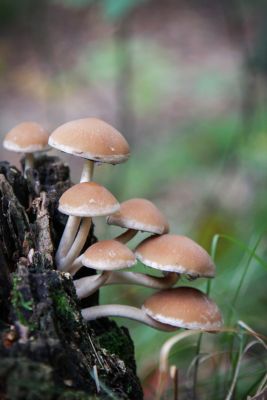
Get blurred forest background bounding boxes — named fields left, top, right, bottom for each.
left=0, top=0, right=267, bottom=399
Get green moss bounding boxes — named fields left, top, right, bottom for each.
left=11, top=275, right=35, bottom=330
left=51, top=288, right=79, bottom=334
left=97, top=326, right=134, bottom=370
left=52, top=291, right=74, bottom=319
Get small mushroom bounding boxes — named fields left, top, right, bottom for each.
left=3, top=121, right=49, bottom=177
left=48, top=117, right=130, bottom=183
left=56, top=182, right=120, bottom=271
left=81, top=286, right=223, bottom=332
left=74, top=240, right=136, bottom=298
left=135, top=234, right=215, bottom=278
left=142, top=287, right=223, bottom=331
left=104, top=198, right=177, bottom=289
left=107, top=198, right=169, bottom=243
left=104, top=232, right=214, bottom=290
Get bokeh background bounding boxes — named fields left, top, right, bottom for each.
left=1, top=0, right=267, bottom=398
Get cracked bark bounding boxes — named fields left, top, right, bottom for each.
left=0, top=155, right=143, bottom=400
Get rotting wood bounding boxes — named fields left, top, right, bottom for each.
left=0, top=156, right=143, bottom=400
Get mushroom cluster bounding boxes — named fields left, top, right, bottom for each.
left=3, top=117, right=223, bottom=334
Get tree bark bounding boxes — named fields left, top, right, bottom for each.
left=0, top=155, right=143, bottom=400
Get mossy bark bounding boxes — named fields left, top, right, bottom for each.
left=0, top=156, right=143, bottom=400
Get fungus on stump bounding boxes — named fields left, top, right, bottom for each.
left=0, top=156, right=143, bottom=400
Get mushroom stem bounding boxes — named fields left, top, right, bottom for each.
left=56, top=216, right=81, bottom=266
left=105, top=271, right=180, bottom=289
left=24, top=153, right=34, bottom=177
left=115, top=229, right=137, bottom=244
left=68, top=254, right=83, bottom=275
left=55, top=159, right=93, bottom=270
left=70, top=266, right=179, bottom=289
left=81, top=305, right=176, bottom=331
left=80, top=159, right=94, bottom=183
left=74, top=271, right=111, bottom=299
left=57, top=217, right=91, bottom=271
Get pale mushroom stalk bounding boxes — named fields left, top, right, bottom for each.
left=56, top=160, right=94, bottom=263
left=73, top=271, right=179, bottom=297
left=69, top=254, right=83, bottom=275
left=105, top=271, right=179, bottom=289
left=24, top=153, right=35, bottom=177
left=74, top=271, right=111, bottom=299
left=71, top=263, right=179, bottom=289
left=55, top=217, right=81, bottom=264
left=80, top=159, right=95, bottom=183
left=115, top=229, right=137, bottom=244
left=57, top=217, right=91, bottom=271
left=81, top=305, right=175, bottom=331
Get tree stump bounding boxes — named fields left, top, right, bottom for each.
left=0, top=155, right=143, bottom=400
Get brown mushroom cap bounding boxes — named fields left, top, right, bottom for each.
left=107, top=198, right=169, bottom=234
left=59, top=182, right=120, bottom=217
left=135, top=234, right=215, bottom=278
left=82, top=240, right=136, bottom=271
left=3, top=122, right=49, bottom=153
left=48, top=118, right=130, bottom=164
left=143, top=287, right=223, bottom=331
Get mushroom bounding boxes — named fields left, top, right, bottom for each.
left=107, top=198, right=169, bottom=244
left=3, top=121, right=49, bottom=177
left=48, top=117, right=130, bottom=183
left=71, top=197, right=177, bottom=289
left=102, top=198, right=178, bottom=289
left=142, top=287, right=223, bottom=331
left=135, top=234, right=215, bottom=278
left=49, top=118, right=129, bottom=267
left=56, top=182, right=120, bottom=271
left=103, top=233, right=214, bottom=290
left=74, top=240, right=136, bottom=298
left=81, top=286, right=223, bottom=332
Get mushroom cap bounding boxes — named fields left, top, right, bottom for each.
left=3, top=122, right=49, bottom=153
left=135, top=234, right=215, bottom=278
left=59, top=182, right=120, bottom=217
left=48, top=118, right=130, bottom=164
left=106, top=198, right=169, bottom=234
left=143, top=287, right=223, bottom=331
left=82, top=240, right=136, bottom=271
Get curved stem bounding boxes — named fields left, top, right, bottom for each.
left=56, top=217, right=81, bottom=266
left=115, top=229, right=137, bottom=244
left=156, top=330, right=202, bottom=400
left=68, top=254, right=83, bottom=276
left=159, top=330, right=202, bottom=373
left=57, top=217, right=91, bottom=271
left=80, top=159, right=94, bottom=182
left=74, top=271, right=111, bottom=299
left=105, top=271, right=180, bottom=289
left=70, top=268, right=179, bottom=288
left=56, top=159, right=93, bottom=272
left=81, top=304, right=176, bottom=331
